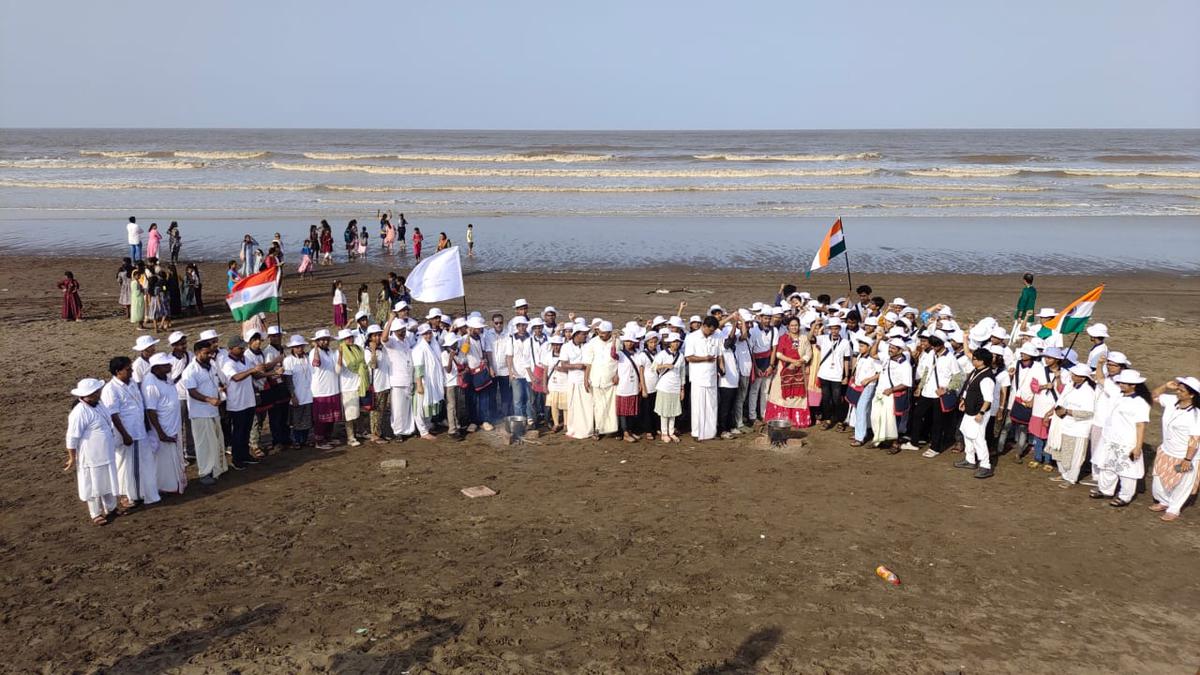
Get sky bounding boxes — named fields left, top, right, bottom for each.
left=1, top=0, right=1197, bottom=129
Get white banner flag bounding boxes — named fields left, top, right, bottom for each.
left=406, top=246, right=465, bottom=302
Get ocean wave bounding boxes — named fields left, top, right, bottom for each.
left=692, top=152, right=881, bottom=162
left=908, top=167, right=1200, bottom=179
left=0, top=179, right=1047, bottom=194
left=0, top=158, right=204, bottom=170
left=951, top=154, right=1055, bottom=164
left=301, top=151, right=613, bottom=162
left=1094, top=154, right=1195, bottom=164
left=80, top=150, right=172, bottom=158
left=172, top=150, right=269, bottom=160
left=1103, top=182, right=1200, bottom=191
left=270, top=161, right=878, bottom=178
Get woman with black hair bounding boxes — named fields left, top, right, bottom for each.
left=1050, top=363, right=1095, bottom=487
left=1148, top=377, right=1200, bottom=521
left=1090, top=369, right=1151, bottom=507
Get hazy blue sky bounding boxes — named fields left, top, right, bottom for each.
left=2, top=0, right=1197, bottom=129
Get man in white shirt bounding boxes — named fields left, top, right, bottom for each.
left=166, top=331, right=194, bottom=460
left=684, top=316, right=722, bottom=441
left=487, top=313, right=512, bottom=419
left=282, top=334, right=314, bottom=448
left=506, top=316, right=538, bottom=423
left=746, top=310, right=777, bottom=426
left=583, top=321, right=619, bottom=436
left=221, top=336, right=266, bottom=468
left=731, top=314, right=753, bottom=433
left=561, top=325, right=593, bottom=439
left=383, top=321, right=415, bottom=438
left=463, top=316, right=496, bottom=432
left=181, top=340, right=227, bottom=485
left=814, top=318, right=853, bottom=431
left=131, top=335, right=158, bottom=384
left=101, top=355, right=153, bottom=508
left=142, top=353, right=187, bottom=495
left=901, top=332, right=961, bottom=456
left=506, top=298, right=531, bottom=336
left=954, top=348, right=997, bottom=478
left=126, top=216, right=143, bottom=262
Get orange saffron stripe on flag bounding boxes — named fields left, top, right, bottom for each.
left=1045, top=284, right=1104, bottom=329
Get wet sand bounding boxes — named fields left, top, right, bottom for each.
left=2, top=254, right=1199, bottom=673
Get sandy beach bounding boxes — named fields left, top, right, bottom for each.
left=1, top=253, right=1198, bottom=672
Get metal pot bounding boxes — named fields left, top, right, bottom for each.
left=504, top=415, right=528, bottom=443
left=766, top=419, right=792, bottom=446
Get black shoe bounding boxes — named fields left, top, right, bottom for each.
left=974, top=467, right=995, bottom=479
left=199, top=475, right=217, bottom=486
left=230, top=462, right=246, bottom=470
left=953, top=460, right=977, bottom=470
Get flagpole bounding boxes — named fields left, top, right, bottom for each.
left=840, top=217, right=854, bottom=299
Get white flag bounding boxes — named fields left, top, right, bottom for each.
left=406, top=246, right=464, bottom=302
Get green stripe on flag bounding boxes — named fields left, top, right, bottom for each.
left=828, top=239, right=846, bottom=259
left=230, top=296, right=279, bottom=322
left=1059, top=315, right=1091, bottom=335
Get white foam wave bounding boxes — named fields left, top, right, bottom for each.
left=693, top=152, right=881, bottom=162
left=172, top=150, right=268, bottom=160
left=270, top=161, right=877, bottom=178
left=80, top=150, right=156, bottom=158
left=1061, top=168, right=1200, bottom=178
left=1103, top=182, right=1200, bottom=191
left=906, top=167, right=1022, bottom=178
left=0, top=158, right=204, bottom=170
left=302, top=151, right=613, bottom=163
left=0, top=179, right=313, bottom=191
left=909, top=166, right=1200, bottom=179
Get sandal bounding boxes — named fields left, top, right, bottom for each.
left=1160, top=513, right=1179, bottom=522
left=660, top=434, right=671, bottom=443
left=1088, top=489, right=1108, bottom=499
left=91, top=515, right=109, bottom=527
left=1149, top=503, right=1168, bottom=512
left=921, top=448, right=939, bottom=459
left=1041, top=465, right=1055, bottom=473
left=849, top=440, right=863, bottom=447
left=1109, top=498, right=1131, bottom=508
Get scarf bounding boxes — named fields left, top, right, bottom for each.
left=340, top=343, right=370, bottom=397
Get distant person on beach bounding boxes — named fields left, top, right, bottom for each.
left=358, top=227, right=369, bottom=258
left=1014, top=273, right=1037, bottom=330
left=397, top=213, right=407, bottom=246
left=382, top=215, right=396, bottom=253
left=146, top=223, right=161, bottom=260
left=331, top=280, right=348, bottom=328
left=437, top=232, right=451, bottom=251
left=412, top=227, right=424, bottom=261
left=466, top=223, right=475, bottom=257
left=298, top=239, right=315, bottom=278
left=185, top=263, right=204, bottom=314
left=226, top=261, right=240, bottom=293
left=126, top=217, right=143, bottom=262
left=167, top=222, right=182, bottom=264
left=58, top=271, right=83, bottom=321
left=319, top=223, right=334, bottom=266
left=344, top=220, right=359, bottom=261
left=238, top=234, right=258, bottom=277
left=131, top=261, right=148, bottom=329
left=117, top=258, right=133, bottom=318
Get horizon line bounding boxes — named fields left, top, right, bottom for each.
left=2, top=126, right=1198, bottom=133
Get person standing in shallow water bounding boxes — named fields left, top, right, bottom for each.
left=412, top=227, right=424, bottom=261
left=466, top=223, right=475, bottom=257
left=167, top=222, right=182, bottom=264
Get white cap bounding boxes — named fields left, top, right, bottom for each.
left=939, top=305, right=954, bottom=317
left=669, top=316, right=686, bottom=329
left=467, top=316, right=486, bottom=329
left=266, top=325, right=283, bottom=336
left=355, top=309, right=370, bottom=321
left=651, top=315, right=667, bottom=327
left=366, top=324, right=383, bottom=335
left=986, top=344, right=1005, bottom=356
left=199, top=329, right=220, bottom=342
left=513, top=298, right=528, bottom=308
left=168, top=330, right=188, bottom=345
left=826, top=317, right=843, bottom=328
left=549, top=335, right=565, bottom=345
left=416, top=323, right=431, bottom=335
left=1043, top=347, right=1067, bottom=360
left=892, top=297, right=906, bottom=306
left=311, top=328, right=332, bottom=340
left=336, top=329, right=355, bottom=341
left=864, top=316, right=879, bottom=327
left=543, top=306, right=558, bottom=315
left=598, top=320, right=614, bottom=332
left=442, top=333, right=460, bottom=348
left=990, top=327, right=1009, bottom=340
left=738, top=308, right=753, bottom=321
left=750, top=302, right=764, bottom=312
left=1086, top=323, right=1109, bottom=338
left=643, top=331, right=660, bottom=341
left=1175, top=376, right=1200, bottom=392
left=1018, top=343, right=1040, bottom=357
left=243, top=329, right=262, bottom=341
left=132, top=335, right=159, bottom=352
left=619, top=330, right=639, bottom=342
left=1106, top=351, right=1130, bottom=366
left=440, top=313, right=451, bottom=323
left=286, top=334, right=307, bottom=348
left=391, top=321, right=407, bottom=333
left=662, top=333, right=681, bottom=343
left=405, top=318, right=418, bottom=329
left=689, top=315, right=702, bottom=324
left=452, top=317, right=467, bottom=329
left=887, top=338, right=907, bottom=349
left=1069, top=364, right=1094, bottom=377
left=900, top=306, right=917, bottom=316
left=149, top=353, right=173, bottom=367
left=512, top=315, right=529, bottom=325
left=70, top=378, right=105, bottom=397
left=571, top=324, right=590, bottom=334
left=392, top=301, right=410, bottom=312
left=529, top=317, right=544, bottom=328
left=1113, top=369, right=1145, bottom=385
left=1038, top=307, right=1057, bottom=318
left=709, top=304, right=725, bottom=314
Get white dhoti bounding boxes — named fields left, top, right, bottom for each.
left=590, top=385, right=617, bottom=435
left=146, top=435, right=187, bottom=494
left=115, top=439, right=159, bottom=503
left=391, top=385, right=414, bottom=435
left=959, top=414, right=991, bottom=469
left=1056, top=434, right=1090, bottom=484
left=191, top=417, right=227, bottom=480
left=870, top=390, right=897, bottom=446
left=690, top=385, right=718, bottom=440
left=565, top=382, right=594, bottom=439
left=1094, top=440, right=1142, bottom=502
left=77, top=462, right=119, bottom=518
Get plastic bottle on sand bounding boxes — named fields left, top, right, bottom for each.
left=875, top=565, right=901, bottom=585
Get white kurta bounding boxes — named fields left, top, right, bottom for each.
left=562, top=342, right=594, bottom=439
left=66, top=401, right=119, bottom=503
left=585, top=337, right=618, bottom=434
left=142, top=375, right=186, bottom=494
left=1152, top=394, right=1200, bottom=514
left=100, top=377, right=154, bottom=502
left=412, top=337, right=445, bottom=419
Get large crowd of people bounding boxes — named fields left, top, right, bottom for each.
left=61, top=221, right=1200, bottom=528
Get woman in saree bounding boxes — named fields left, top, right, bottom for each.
left=765, top=316, right=812, bottom=427
left=58, top=271, right=83, bottom=321
left=130, top=261, right=148, bottom=329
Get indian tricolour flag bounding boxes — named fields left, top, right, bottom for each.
left=806, top=218, right=846, bottom=278
left=226, top=266, right=281, bottom=322
left=1037, top=284, right=1104, bottom=338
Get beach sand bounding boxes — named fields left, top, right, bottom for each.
left=2, top=254, right=1199, bottom=672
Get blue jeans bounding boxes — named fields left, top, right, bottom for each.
left=469, top=386, right=494, bottom=426
left=1031, top=436, right=1051, bottom=463
left=130, top=243, right=142, bottom=261
left=492, top=375, right=511, bottom=422
left=510, top=378, right=533, bottom=420
left=853, top=383, right=876, bottom=442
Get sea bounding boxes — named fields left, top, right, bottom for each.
left=1, top=128, right=1198, bottom=273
